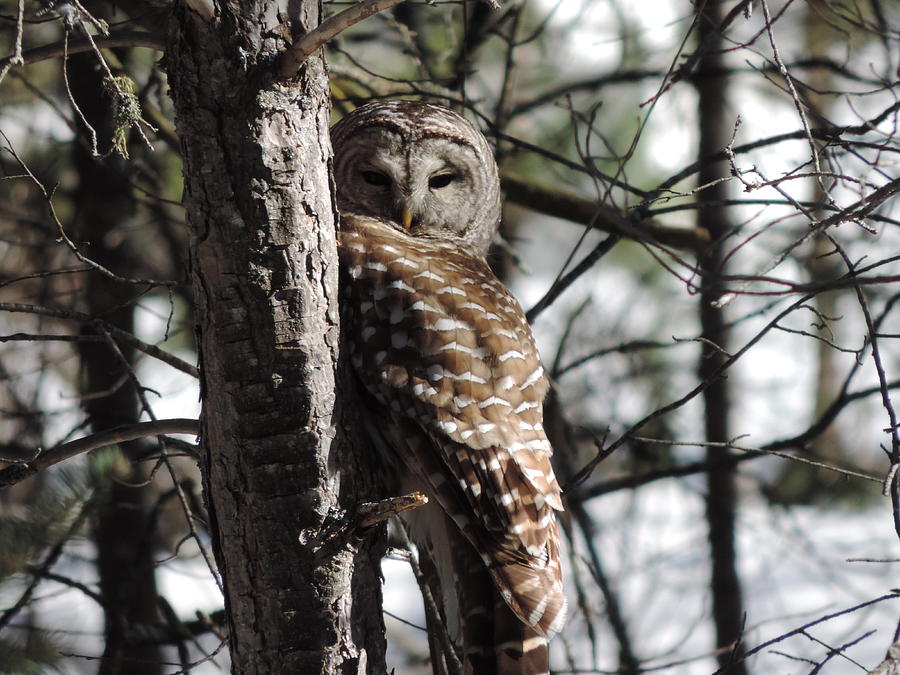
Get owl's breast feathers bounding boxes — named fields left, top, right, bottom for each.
left=339, top=213, right=566, bottom=638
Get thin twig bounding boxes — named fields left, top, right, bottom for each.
left=61, top=33, right=98, bottom=156
left=0, top=333, right=104, bottom=343
left=0, top=131, right=176, bottom=285
left=651, top=100, right=900, bottom=196
left=574, top=368, right=900, bottom=500
left=630, top=437, right=880, bottom=483
left=12, top=0, right=25, bottom=64
left=0, top=302, right=198, bottom=377
left=0, top=0, right=25, bottom=85
left=567, top=293, right=815, bottom=490
left=527, top=234, right=620, bottom=322
left=830, top=239, right=900, bottom=539
left=714, top=593, right=900, bottom=673
left=759, top=0, right=826, bottom=195
left=98, top=327, right=221, bottom=591
left=393, top=520, right=463, bottom=675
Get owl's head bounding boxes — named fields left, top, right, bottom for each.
left=331, top=100, right=501, bottom=255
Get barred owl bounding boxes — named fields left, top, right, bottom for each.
left=333, top=101, right=566, bottom=675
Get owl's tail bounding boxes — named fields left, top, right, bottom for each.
left=411, top=504, right=564, bottom=674
left=448, top=532, right=555, bottom=675
left=486, top=518, right=567, bottom=640
left=456, top=583, right=551, bottom=675
left=493, top=597, right=551, bottom=675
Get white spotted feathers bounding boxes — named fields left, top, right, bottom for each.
left=340, top=213, right=567, bottom=640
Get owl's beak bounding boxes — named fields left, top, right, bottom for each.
left=401, top=208, right=413, bottom=230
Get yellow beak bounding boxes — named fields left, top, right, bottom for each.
left=401, top=209, right=413, bottom=230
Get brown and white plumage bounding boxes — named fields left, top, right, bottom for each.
left=333, top=101, right=566, bottom=674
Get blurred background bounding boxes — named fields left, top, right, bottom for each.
left=1, top=0, right=899, bottom=672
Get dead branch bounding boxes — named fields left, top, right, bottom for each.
left=501, top=172, right=709, bottom=252
left=0, top=31, right=164, bottom=70
left=356, top=491, right=428, bottom=528
left=0, top=419, right=200, bottom=489
left=0, top=303, right=198, bottom=378
left=278, top=0, right=409, bottom=79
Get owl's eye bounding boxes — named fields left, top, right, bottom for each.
left=362, top=171, right=390, bottom=187
left=428, top=173, right=456, bottom=189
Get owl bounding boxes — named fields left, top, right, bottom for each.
left=332, top=100, right=566, bottom=675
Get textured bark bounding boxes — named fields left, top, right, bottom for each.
left=166, top=2, right=385, bottom=673
left=69, top=52, right=162, bottom=675
left=694, top=2, right=747, bottom=672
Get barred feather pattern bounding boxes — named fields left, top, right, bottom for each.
left=340, top=213, right=567, bottom=669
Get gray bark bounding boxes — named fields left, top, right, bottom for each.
left=166, top=2, right=386, bottom=672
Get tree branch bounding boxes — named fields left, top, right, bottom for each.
left=0, top=31, right=164, bottom=70
left=278, top=0, right=408, bottom=79
left=501, top=172, right=709, bottom=252
left=0, top=419, right=199, bottom=489
left=0, top=303, right=199, bottom=378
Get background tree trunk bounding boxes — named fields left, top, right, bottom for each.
left=694, top=2, right=747, bottom=671
left=166, top=3, right=385, bottom=672
left=69, top=52, right=163, bottom=675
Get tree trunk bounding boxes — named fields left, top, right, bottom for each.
left=69, top=52, right=162, bottom=675
left=694, top=2, right=747, bottom=672
left=166, top=3, right=386, bottom=673
left=768, top=0, right=848, bottom=505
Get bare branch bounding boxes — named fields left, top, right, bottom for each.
left=501, top=172, right=710, bottom=252
left=0, top=31, right=164, bottom=71
left=278, top=0, right=409, bottom=79
left=356, top=491, right=428, bottom=528
left=0, top=303, right=198, bottom=378
left=0, top=419, right=200, bottom=489
left=715, top=593, right=900, bottom=673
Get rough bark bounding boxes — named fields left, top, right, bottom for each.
left=166, top=2, right=385, bottom=673
left=694, top=2, right=747, bottom=672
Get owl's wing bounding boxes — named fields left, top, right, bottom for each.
left=340, top=214, right=566, bottom=637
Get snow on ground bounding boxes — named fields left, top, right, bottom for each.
left=380, top=479, right=899, bottom=673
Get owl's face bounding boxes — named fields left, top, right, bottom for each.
left=331, top=101, right=501, bottom=255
